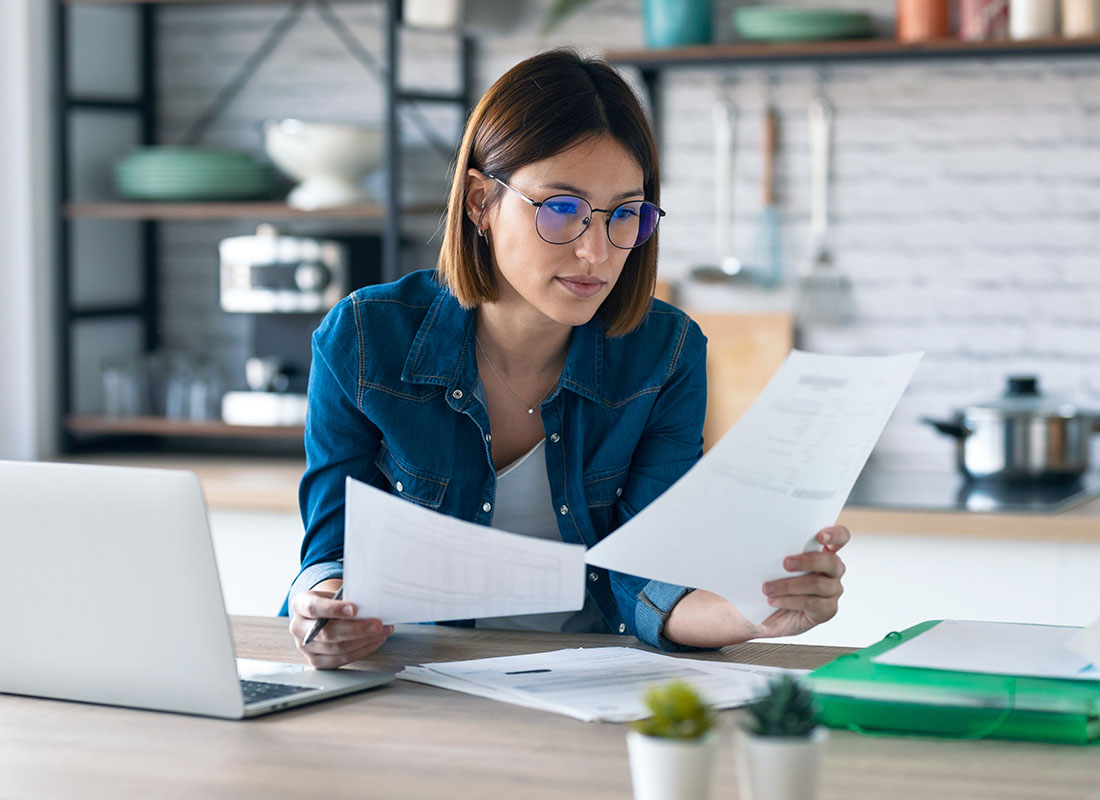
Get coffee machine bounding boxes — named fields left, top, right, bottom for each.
left=218, top=224, right=382, bottom=425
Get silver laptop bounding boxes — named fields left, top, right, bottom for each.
left=0, top=460, right=393, bottom=719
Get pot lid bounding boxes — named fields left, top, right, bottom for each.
left=963, top=376, right=1082, bottom=418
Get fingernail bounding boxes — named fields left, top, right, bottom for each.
left=821, top=532, right=831, bottom=544
left=384, top=625, right=395, bottom=635
left=763, top=583, right=775, bottom=595
left=768, top=598, right=778, bottom=606
left=343, top=604, right=355, bottom=617
left=785, top=558, right=797, bottom=569
left=368, top=621, right=380, bottom=635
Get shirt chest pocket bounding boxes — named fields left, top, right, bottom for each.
left=374, top=441, right=449, bottom=510
left=583, top=463, right=629, bottom=509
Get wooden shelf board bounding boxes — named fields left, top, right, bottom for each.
left=64, top=201, right=441, bottom=221
left=608, top=35, right=1100, bottom=68
left=63, top=0, right=312, bottom=4
left=67, top=415, right=305, bottom=439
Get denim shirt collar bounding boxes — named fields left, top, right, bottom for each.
left=401, top=285, right=604, bottom=403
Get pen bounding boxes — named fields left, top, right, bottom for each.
left=303, top=586, right=344, bottom=645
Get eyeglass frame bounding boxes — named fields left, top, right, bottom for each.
left=485, top=173, right=666, bottom=250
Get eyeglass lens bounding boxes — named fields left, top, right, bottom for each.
left=535, top=195, right=661, bottom=249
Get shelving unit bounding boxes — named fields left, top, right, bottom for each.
left=55, top=0, right=472, bottom=453
left=608, top=34, right=1100, bottom=138
left=64, top=200, right=441, bottom=220
left=67, top=415, right=305, bottom=439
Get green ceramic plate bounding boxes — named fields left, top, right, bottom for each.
left=115, top=147, right=278, bottom=200
left=733, top=7, right=874, bottom=42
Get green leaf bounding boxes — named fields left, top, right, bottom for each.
left=542, top=0, right=598, bottom=34
left=630, top=681, right=715, bottom=739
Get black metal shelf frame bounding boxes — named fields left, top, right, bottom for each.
left=54, top=0, right=474, bottom=453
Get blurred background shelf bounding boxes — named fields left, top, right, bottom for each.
left=64, top=200, right=442, bottom=220
left=607, top=34, right=1100, bottom=68
left=67, top=415, right=305, bottom=439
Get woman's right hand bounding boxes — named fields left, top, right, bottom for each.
left=289, top=581, right=394, bottom=669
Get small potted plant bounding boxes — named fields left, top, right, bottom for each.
left=626, top=682, right=718, bottom=800
left=737, top=675, right=827, bottom=800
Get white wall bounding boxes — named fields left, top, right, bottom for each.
left=0, top=0, right=55, bottom=460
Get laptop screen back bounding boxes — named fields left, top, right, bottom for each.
left=0, top=461, right=245, bottom=717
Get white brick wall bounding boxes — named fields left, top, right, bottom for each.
left=155, top=0, right=1100, bottom=467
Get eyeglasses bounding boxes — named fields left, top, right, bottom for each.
left=487, top=174, right=665, bottom=250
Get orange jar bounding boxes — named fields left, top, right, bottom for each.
left=897, top=0, right=951, bottom=41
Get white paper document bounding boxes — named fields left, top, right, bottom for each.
left=397, top=646, right=807, bottom=722
left=585, top=350, right=923, bottom=623
left=871, top=620, right=1100, bottom=681
left=344, top=476, right=586, bottom=624
left=1065, top=614, right=1100, bottom=669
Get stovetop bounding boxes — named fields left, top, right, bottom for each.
left=846, top=468, right=1100, bottom=514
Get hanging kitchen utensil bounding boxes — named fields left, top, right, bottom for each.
left=691, top=81, right=748, bottom=284
left=749, top=89, right=783, bottom=288
left=795, top=85, right=853, bottom=326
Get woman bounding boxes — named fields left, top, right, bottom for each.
left=284, top=49, right=848, bottom=669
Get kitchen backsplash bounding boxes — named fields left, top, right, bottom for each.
left=156, top=0, right=1100, bottom=468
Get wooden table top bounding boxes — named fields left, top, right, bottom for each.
left=1, top=617, right=1098, bottom=799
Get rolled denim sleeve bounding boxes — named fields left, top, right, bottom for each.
left=286, top=560, right=344, bottom=611
left=610, top=315, right=711, bottom=652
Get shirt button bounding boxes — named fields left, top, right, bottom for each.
left=615, top=487, right=623, bottom=497
left=588, top=572, right=599, bottom=582
left=549, top=432, right=560, bottom=443
left=559, top=505, right=569, bottom=515
left=452, top=389, right=463, bottom=400
left=485, top=433, right=492, bottom=442
left=618, top=623, right=626, bottom=633
left=482, top=502, right=492, bottom=513
left=395, top=481, right=404, bottom=493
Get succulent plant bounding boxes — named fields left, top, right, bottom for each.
left=631, top=681, right=716, bottom=739
left=743, top=675, right=819, bottom=738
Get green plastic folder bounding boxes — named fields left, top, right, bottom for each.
left=804, top=621, right=1100, bottom=745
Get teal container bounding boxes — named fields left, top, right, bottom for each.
left=643, top=0, right=712, bottom=48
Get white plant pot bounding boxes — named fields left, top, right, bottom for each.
left=736, top=726, right=827, bottom=800
left=626, top=729, right=717, bottom=800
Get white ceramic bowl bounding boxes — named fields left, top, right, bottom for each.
left=263, top=119, right=384, bottom=209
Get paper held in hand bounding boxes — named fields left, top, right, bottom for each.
left=343, top=349, right=922, bottom=626
left=585, top=349, right=923, bottom=622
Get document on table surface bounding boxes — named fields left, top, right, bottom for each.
left=397, top=646, right=808, bottom=722
left=585, top=350, right=923, bottom=624
left=1065, top=614, right=1100, bottom=669
left=871, top=620, right=1100, bottom=680
left=343, top=476, right=586, bottom=624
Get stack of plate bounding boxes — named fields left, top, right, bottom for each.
left=733, top=7, right=875, bottom=41
left=115, top=147, right=279, bottom=201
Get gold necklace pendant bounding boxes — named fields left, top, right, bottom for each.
left=475, top=336, right=553, bottom=415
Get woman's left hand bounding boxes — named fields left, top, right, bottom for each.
left=754, top=525, right=850, bottom=639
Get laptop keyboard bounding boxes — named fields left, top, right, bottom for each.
left=240, top=678, right=316, bottom=705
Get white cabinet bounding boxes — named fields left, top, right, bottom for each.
left=762, top=532, right=1100, bottom=648
left=207, top=510, right=303, bottom=617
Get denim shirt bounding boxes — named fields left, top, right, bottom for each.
left=281, top=269, right=709, bottom=652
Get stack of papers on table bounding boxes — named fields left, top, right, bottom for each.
left=398, top=646, right=807, bottom=722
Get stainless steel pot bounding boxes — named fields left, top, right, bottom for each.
left=923, top=376, right=1100, bottom=482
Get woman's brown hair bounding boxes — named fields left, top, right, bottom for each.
left=437, top=49, right=660, bottom=337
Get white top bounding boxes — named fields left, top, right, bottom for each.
left=475, top=440, right=607, bottom=633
